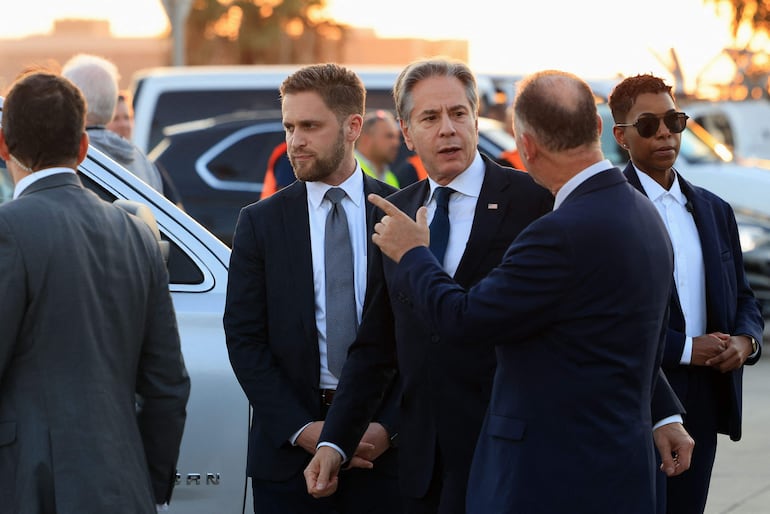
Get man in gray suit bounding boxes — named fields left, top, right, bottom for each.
left=0, top=71, right=190, bottom=512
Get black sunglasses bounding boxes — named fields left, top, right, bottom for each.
left=616, top=112, right=689, bottom=138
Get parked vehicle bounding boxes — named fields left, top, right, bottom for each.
left=131, top=65, right=506, bottom=155
left=680, top=99, right=770, bottom=168
left=0, top=97, right=252, bottom=513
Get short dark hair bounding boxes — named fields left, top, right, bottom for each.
left=393, top=57, right=478, bottom=125
left=280, top=63, right=365, bottom=121
left=514, top=70, right=598, bottom=152
left=2, top=72, right=86, bottom=170
left=608, top=74, right=674, bottom=123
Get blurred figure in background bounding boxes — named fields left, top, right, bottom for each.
left=107, top=89, right=134, bottom=139
left=355, top=109, right=401, bottom=188
left=62, top=53, right=164, bottom=194
left=259, top=141, right=296, bottom=200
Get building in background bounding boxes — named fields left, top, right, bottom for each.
left=0, top=19, right=467, bottom=92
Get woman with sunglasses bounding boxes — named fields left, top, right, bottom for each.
left=609, top=74, right=763, bottom=514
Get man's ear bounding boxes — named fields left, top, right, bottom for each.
left=76, top=132, right=89, bottom=165
left=347, top=114, right=363, bottom=142
left=0, top=131, right=10, bottom=161
left=400, top=119, right=414, bottom=151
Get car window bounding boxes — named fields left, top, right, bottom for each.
left=205, top=129, right=286, bottom=186
left=150, top=90, right=283, bottom=153
left=692, top=113, right=735, bottom=150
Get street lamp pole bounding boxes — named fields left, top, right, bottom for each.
left=160, top=0, right=193, bottom=67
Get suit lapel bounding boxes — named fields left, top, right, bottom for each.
left=279, top=181, right=317, bottom=344
left=453, top=163, right=510, bottom=286
left=678, top=176, right=723, bottom=330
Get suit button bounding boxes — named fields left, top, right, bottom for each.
left=430, top=334, right=440, bottom=343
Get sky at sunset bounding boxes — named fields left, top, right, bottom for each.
left=0, top=0, right=742, bottom=88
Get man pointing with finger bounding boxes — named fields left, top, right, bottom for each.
left=335, top=70, right=696, bottom=514
left=305, top=58, right=554, bottom=513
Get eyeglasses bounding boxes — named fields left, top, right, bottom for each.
left=616, top=112, right=689, bottom=138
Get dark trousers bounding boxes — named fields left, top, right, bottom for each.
left=252, top=464, right=403, bottom=514
left=659, top=370, right=720, bottom=514
left=404, top=445, right=467, bottom=514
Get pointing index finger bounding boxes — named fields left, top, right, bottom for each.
left=368, top=193, right=400, bottom=216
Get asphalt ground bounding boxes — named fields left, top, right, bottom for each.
left=704, top=326, right=770, bottom=513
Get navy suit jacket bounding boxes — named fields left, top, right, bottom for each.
left=321, top=157, right=554, bottom=498
left=624, top=164, right=763, bottom=441
left=223, top=172, right=399, bottom=481
left=392, top=168, right=677, bottom=513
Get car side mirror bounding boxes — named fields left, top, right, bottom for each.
left=113, top=199, right=170, bottom=264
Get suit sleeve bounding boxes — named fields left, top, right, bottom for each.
left=723, top=203, right=764, bottom=364
left=134, top=226, right=191, bottom=505
left=0, top=217, right=26, bottom=387
left=393, top=217, right=572, bottom=347
left=321, top=218, right=400, bottom=459
left=223, top=207, right=315, bottom=447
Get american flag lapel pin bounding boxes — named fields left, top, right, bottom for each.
left=488, top=203, right=498, bottom=210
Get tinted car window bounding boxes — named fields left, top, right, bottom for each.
left=149, top=90, right=283, bottom=153
left=206, top=128, right=286, bottom=186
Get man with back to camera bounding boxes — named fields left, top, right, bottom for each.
left=0, top=71, right=190, bottom=512
left=223, top=63, right=403, bottom=513
left=310, top=68, right=697, bottom=513
left=305, top=57, right=555, bottom=514
left=609, top=73, right=763, bottom=514
left=355, top=109, right=402, bottom=188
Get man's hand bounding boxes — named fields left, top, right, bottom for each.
left=295, top=421, right=324, bottom=455
left=706, top=334, right=754, bottom=372
left=356, top=423, right=391, bottom=462
left=690, top=332, right=729, bottom=366
left=368, top=194, right=429, bottom=263
left=653, top=422, right=694, bottom=477
left=304, top=446, right=343, bottom=498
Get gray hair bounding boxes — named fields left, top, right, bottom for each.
left=393, top=57, right=478, bottom=125
left=61, top=54, right=120, bottom=125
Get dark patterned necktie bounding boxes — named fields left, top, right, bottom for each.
left=429, top=187, right=455, bottom=265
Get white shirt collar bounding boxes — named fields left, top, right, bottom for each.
left=634, top=165, right=687, bottom=207
left=13, top=167, right=76, bottom=199
left=305, top=164, right=365, bottom=209
left=427, top=150, right=484, bottom=203
left=553, top=159, right=612, bottom=210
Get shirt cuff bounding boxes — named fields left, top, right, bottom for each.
left=653, top=414, right=683, bottom=431
left=317, top=441, right=347, bottom=462
left=680, top=336, right=693, bottom=365
left=290, top=422, right=314, bottom=446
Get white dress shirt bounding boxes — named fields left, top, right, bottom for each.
left=553, top=160, right=613, bottom=210
left=291, top=168, right=369, bottom=447
left=636, top=167, right=706, bottom=365
left=425, top=151, right=485, bottom=277
left=13, top=167, right=75, bottom=198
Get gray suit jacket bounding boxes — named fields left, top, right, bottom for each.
left=0, top=172, right=190, bottom=513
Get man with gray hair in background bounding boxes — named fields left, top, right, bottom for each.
left=62, top=53, right=164, bottom=193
